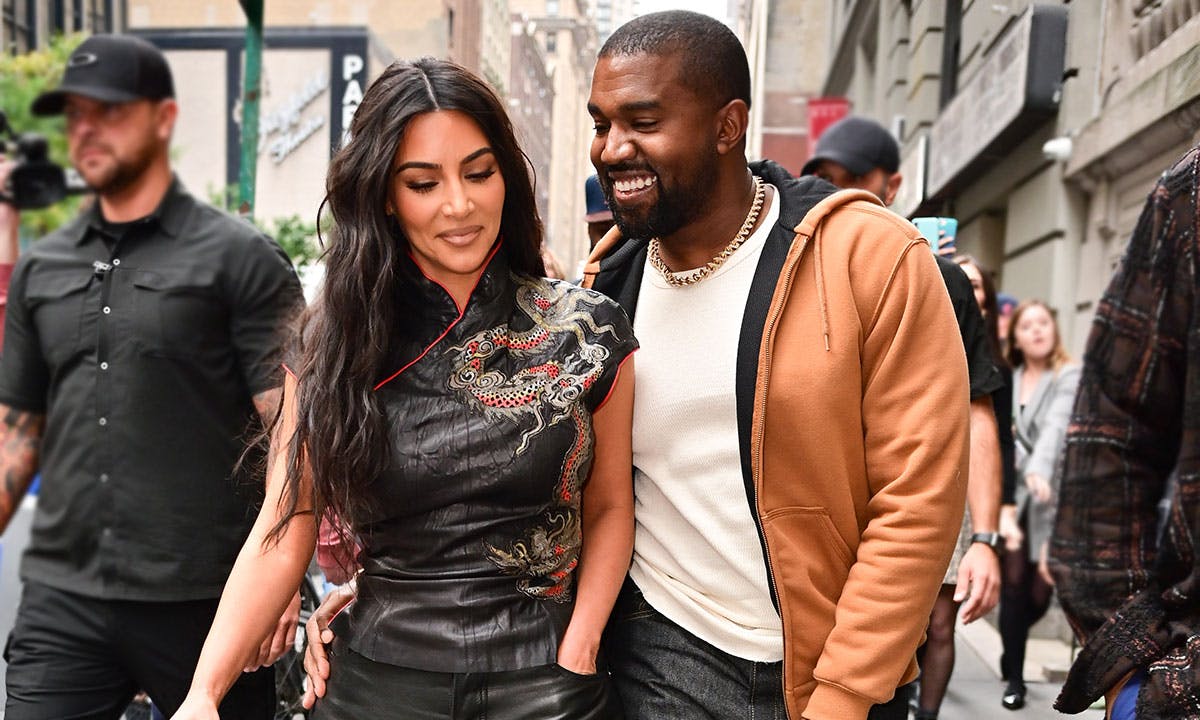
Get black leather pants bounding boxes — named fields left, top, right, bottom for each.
left=311, top=640, right=623, bottom=719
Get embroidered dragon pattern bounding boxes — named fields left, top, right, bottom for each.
left=446, top=276, right=623, bottom=602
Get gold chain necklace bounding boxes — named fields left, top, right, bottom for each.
left=648, top=176, right=765, bottom=288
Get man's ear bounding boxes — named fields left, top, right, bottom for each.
left=715, top=99, right=749, bottom=156
left=884, top=171, right=903, bottom=206
left=155, top=98, right=179, bottom=143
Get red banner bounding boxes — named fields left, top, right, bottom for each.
left=807, top=97, right=850, bottom=156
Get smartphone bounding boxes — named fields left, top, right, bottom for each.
left=912, top=216, right=958, bottom=256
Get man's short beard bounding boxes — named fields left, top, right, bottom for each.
left=77, top=142, right=158, bottom=197
left=86, top=163, right=141, bottom=196
left=611, top=200, right=688, bottom=240
left=607, top=179, right=712, bottom=241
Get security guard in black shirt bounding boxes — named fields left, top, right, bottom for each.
left=0, top=34, right=304, bottom=718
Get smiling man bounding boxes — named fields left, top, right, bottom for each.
left=0, top=34, right=303, bottom=719
left=581, top=11, right=970, bottom=720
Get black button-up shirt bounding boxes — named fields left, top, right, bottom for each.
left=0, top=179, right=304, bottom=601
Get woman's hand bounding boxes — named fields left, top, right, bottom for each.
left=301, top=580, right=357, bottom=708
left=0, top=155, right=20, bottom=263
left=169, top=693, right=220, bottom=720
left=999, top=504, right=1023, bottom=552
left=1025, top=472, right=1053, bottom=504
left=1037, top=541, right=1055, bottom=587
left=246, top=589, right=301, bottom=671
left=556, top=635, right=598, bottom=675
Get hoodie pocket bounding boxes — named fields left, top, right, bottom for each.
left=760, top=506, right=855, bottom=616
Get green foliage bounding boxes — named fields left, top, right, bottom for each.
left=0, top=35, right=85, bottom=239
left=269, top=213, right=323, bottom=267
left=208, top=184, right=322, bottom=267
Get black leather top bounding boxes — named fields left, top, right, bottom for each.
left=338, top=244, right=637, bottom=672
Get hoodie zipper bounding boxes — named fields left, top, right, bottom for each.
left=751, top=233, right=808, bottom=716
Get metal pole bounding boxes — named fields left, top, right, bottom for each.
left=238, top=0, right=263, bottom=219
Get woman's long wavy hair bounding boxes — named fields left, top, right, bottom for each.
left=953, top=254, right=1007, bottom=370
left=266, top=58, right=545, bottom=559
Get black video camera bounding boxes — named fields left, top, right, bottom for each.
left=0, top=109, right=71, bottom=210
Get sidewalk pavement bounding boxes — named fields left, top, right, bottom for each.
left=940, top=615, right=1105, bottom=719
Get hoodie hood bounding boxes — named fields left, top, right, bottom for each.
left=749, top=159, right=885, bottom=354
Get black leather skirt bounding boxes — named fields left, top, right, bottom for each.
left=310, top=640, right=623, bottom=719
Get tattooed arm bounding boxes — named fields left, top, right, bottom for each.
left=0, top=403, right=44, bottom=535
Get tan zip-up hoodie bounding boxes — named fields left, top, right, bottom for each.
left=585, top=173, right=969, bottom=719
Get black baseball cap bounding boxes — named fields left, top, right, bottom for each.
left=32, top=34, right=175, bottom=116
left=801, top=116, right=900, bottom=177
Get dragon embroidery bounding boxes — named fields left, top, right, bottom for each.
left=446, top=276, right=621, bottom=601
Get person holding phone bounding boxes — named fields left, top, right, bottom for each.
left=804, top=117, right=1004, bottom=720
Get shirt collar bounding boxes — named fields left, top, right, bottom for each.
left=376, top=241, right=515, bottom=389
left=72, top=175, right=191, bottom=246
left=397, top=239, right=513, bottom=321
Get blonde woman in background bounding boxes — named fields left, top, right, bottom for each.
left=998, top=300, right=1079, bottom=710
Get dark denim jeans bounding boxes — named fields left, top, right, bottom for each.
left=604, top=578, right=908, bottom=720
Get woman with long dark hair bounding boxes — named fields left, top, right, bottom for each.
left=954, top=255, right=1017, bottom=533
left=171, top=58, right=636, bottom=719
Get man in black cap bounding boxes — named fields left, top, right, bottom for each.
left=802, top=115, right=903, bottom=207
left=803, top=115, right=1005, bottom=720
left=0, top=34, right=303, bottom=718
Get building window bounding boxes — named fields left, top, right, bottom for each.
left=86, top=0, right=109, bottom=32
left=545, top=31, right=557, bottom=53
left=940, top=0, right=962, bottom=109
left=547, top=0, right=559, bottom=15
left=2, top=0, right=35, bottom=54
left=72, top=0, right=82, bottom=31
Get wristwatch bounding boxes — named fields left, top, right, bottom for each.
left=971, top=531, right=1002, bottom=553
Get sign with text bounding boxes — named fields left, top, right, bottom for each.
left=259, top=71, right=329, bottom=165
left=927, top=5, right=1068, bottom=196
left=339, top=53, right=364, bottom=147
